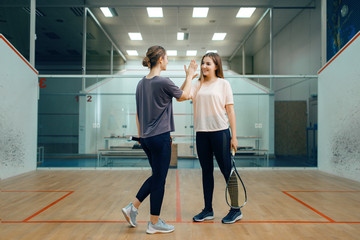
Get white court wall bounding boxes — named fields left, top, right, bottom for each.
left=0, top=35, right=38, bottom=179
left=318, top=32, right=360, bottom=182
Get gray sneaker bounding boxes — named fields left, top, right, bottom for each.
left=146, top=218, right=175, bottom=234
left=121, top=203, right=138, bottom=227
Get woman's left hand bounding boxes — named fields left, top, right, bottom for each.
left=231, top=137, right=238, bottom=152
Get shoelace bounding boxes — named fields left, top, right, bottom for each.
left=228, top=209, right=239, bottom=217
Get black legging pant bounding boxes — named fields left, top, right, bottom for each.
left=136, top=132, right=172, bottom=216
left=196, top=129, right=232, bottom=211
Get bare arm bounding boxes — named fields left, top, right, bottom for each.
left=136, top=112, right=140, bottom=138
left=225, top=104, right=238, bottom=151
left=177, top=60, right=198, bottom=102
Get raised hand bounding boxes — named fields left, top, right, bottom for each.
left=184, top=60, right=198, bottom=79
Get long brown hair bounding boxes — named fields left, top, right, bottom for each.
left=142, top=46, right=166, bottom=69
left=199, top=52, right=224, bottom=81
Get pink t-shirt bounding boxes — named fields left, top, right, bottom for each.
left=190, top=78, right=234, bottom=132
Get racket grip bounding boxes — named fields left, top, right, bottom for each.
left=130, top=136, right=140, bottom=142
left=231, top=148, right=235, bottom=156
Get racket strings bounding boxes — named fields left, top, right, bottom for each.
left=228, top=172, right=239, bottom=207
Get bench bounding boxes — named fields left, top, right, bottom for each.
left=236, top=148, right=269, bottom=162
left=97, top=148, right=147, bottom=167
left=97, top=143, right=179, bottom=168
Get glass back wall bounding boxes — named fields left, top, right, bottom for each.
left=37, top=70, right=286, bottom=168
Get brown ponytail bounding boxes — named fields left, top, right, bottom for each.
left=142, top=46, right=166, bottom=69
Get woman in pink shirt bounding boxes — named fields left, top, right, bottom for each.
left=180, top=52, right=242, bottom=224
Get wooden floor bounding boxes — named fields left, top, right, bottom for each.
left=1, top=169, right=360, bottom=240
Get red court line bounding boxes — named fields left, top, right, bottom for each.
left=2, top=190, right=359, bottom=224
left=176, top=170, right=182, bottom=222
left=1, top=191, right=75, bottom=223
left=318, top=31, right=360, bottom=74
left=23, top=191, right=74, bottom=222
left=283, top=191, right=339, bottom=223
left=0, top=34, right=38, bottom=75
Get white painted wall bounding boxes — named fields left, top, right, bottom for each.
left=318, top=32, right=360, bottom=182
left=0, top=35, right=38, bottom=179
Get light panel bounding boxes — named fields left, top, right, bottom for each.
left=212, top=33, right=226, bottom=41
left=193, top=7, right=209, bottom=18
left=167, top=50, right=177, bottom=56
left=186, top=50, right=197, bottom=56
left=128, top=32, right=143, bottom=40
left=126, top=50, right=138, bottom=56
left=236, top=7, right=256, bottom=18
left=100, top=7, right=113, bottom=17
left=147, top=7, right=163, bottom=18
left=177, top=32, right=184, bottom=40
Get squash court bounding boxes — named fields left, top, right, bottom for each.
left=2, top=0, right=360, bottom=239
left=2, top=169, right=360, bottom=239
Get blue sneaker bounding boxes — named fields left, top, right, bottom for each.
left=146, top=218, right=175, bottom=234
left=122, top=203, right=138, bottom=227
left=221, top=208, right=243, bottom=224
left=193, top=209, right=214, bottom=222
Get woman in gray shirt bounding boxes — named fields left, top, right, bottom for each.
left=122, top=46, right=198, bottom=234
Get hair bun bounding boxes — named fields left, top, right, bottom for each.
left=142, top=57, right=150, bottom=67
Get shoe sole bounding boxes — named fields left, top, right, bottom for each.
left=222, top=214, right=243, bottom=224
left=121, top=208, right=136, bottom=227
left=146, top=228, right=175, bottom=234
left=193, top=216, right=214, bottom=222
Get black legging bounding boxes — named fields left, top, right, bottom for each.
left=136, top=132, right=172, bottom=216
left=196, top=129, right=232, bottom=211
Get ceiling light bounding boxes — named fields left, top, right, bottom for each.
left=126, top=50, right=138, bottom=56
left=167, top=50, right=177, bottom=56
left=206, top=50, right=218, bottom=53
left=212, top=33, right=226, bottom=41
left=128, top=32, right=143, bottom=40
left=147, top=7, right=163, bottom=17
left=193, top=7, right=209, bottom=18
left=177, top=32, right=184, bottom=40
left=186, top=50, right=197, bottom=56
left=236, top=7, right=256, bottom=18
left=100, top=7, right=113, bottom=17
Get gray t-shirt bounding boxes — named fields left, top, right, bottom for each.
left=136, top=76, right=183, bottom=138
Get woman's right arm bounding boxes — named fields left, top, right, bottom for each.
left=136, top=112, right=140, bottom=137
left=177, top=60, right=198, bottom=101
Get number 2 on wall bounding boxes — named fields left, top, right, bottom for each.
left=75, top=96, right=92, bottom=102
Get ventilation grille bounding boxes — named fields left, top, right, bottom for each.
left=23, top=7, right=45, bottom=17
left=70, top=7, right=84, bottom=17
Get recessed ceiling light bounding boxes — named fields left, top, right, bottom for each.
left=147, top=7, right=163, bottom=18
left=193, top=7, right=209, bottom=18
left=177, top=32, right=184, bottom=40
left=128, top=32, right=143, bottom=40
left=206, top=50, right=218, bottom=53
left=212, top=33, right=227, bottom=41
left=236, top=7, right=256, bottom=18
left=167, top=50, right=177, bottom=56
left=186, top=50, right=197, bottom=56
left=100, top=7, right=113, bottom=17
left=126, top=50, right=138, bottom=56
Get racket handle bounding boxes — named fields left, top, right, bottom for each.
left=130, top=136, right=140, bottom=142
left=231, top=148, right=236, bottom=156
